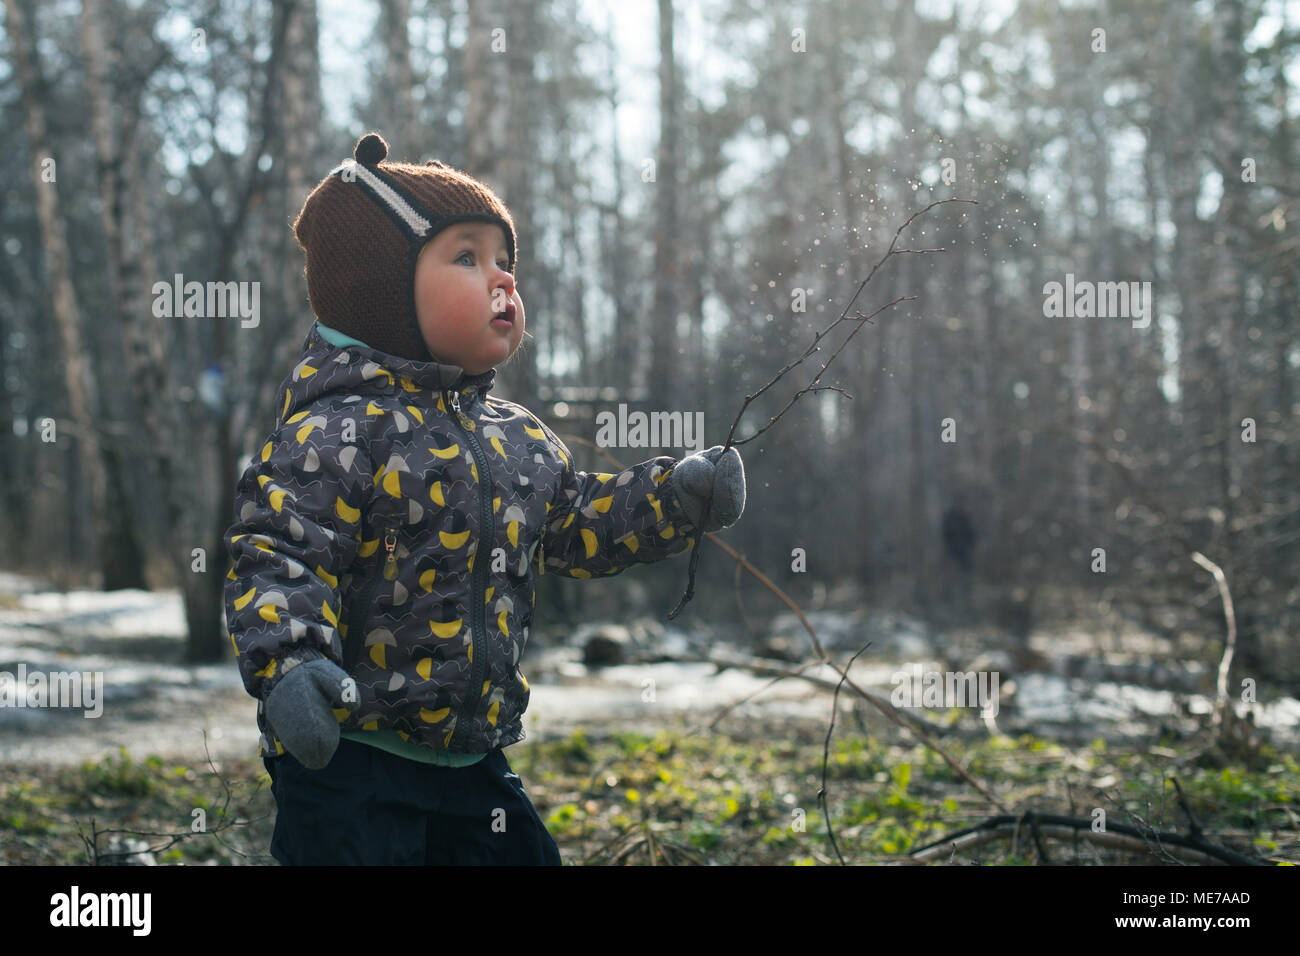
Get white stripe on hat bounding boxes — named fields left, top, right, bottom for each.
left=330, top=159, right=432, bottom=238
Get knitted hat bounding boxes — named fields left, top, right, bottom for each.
left=292, top=132, right=518, bottom=362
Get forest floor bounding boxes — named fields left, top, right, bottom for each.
left=2, top=720, right=1295, bottom=866
left=0, top=571, right=1296, bottom=865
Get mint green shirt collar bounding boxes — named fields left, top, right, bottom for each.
left=315, top=321, right=370, bottom=349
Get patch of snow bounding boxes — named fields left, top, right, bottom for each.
left=11, top=588, right=187, bottom=639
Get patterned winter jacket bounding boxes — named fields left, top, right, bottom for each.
left=223, top=322, right=700, bottom=757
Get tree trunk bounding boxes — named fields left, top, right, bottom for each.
left=504, top=0, right=538, bottom=401
left=191, top=0, right=301, bottom=661
left=275, top=0, right=321, bottom=379
left=1209, top=0, right=1252, bottom=672
left=464, top=0, right=495, bottom=175
left=650, top=0, right=680, bottom=399
left=602, top=10, right=633, bottom=396
left=379, top=0, right=415, bottom=145
left=7, top=0, right=113, bottom=589
left=78, top=0, right=154, bottom=591
left=824, top=0, right=878, bottom=589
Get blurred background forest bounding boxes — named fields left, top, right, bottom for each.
left=0, top=0, right=1296, bottom=694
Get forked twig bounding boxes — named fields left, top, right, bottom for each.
left=669, top=198, right=976, bottom=618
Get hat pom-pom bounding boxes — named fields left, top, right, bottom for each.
left=354, top=132, right=388, bottom=166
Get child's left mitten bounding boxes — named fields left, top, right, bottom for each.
left=667, top=445, right=746, bottom=532
left=265, top=658, right=356, bottom=769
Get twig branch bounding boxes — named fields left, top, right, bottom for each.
left=698, top=533, right=1010, bottom=815
left=1190, top=551, right=1240, bottom=746
left=727, top=296, right=910, bottom=449
left=76, top=731, right=272, bottom=865
left=671, top=198, right=976, bottom=618
left=818, top=640, right=873, bottom=865
left=698, top=659, right=821, bottom=732
left=909, top=811, right=1266, bottom=866
left=1073, top=427, right=1248, bottom=756
left=560, top=428, right=1011, bottom=865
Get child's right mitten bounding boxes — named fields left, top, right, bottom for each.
left=667, top=445, right=746, bottom=532
left=264, top=658, right=356, bottom=769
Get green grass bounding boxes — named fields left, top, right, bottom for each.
left=1, top=729, right=1295, bottom=865
left=0, top=748, right=276, bottom=865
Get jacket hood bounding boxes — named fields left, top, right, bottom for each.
left=277, top=322, right=497, bottom=422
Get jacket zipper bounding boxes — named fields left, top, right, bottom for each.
left=446, top=387, right=493, bottom=751
left=342, top=524, right=399, bottom=674
left=381, top=526, right=399, bottom=580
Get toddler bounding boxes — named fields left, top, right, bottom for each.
left=223, top=132, right=746, bottom=865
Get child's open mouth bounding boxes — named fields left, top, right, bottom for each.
left=492, top=304, right=516, bottom=327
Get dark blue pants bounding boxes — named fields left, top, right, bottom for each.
left=263, top=738, right=562, bottom=865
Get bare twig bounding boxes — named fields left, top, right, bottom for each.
left=561, top=412, right=1012, bottom=865
left=724, top=296, right=908, bottom=450
left=818, top=641, right=873, bottom=865
left=1190, top=551, right=1240, bottom=745
left=700, top=648, right=951, bottom=737
left=1073, top=427, right=1248, bottom=756
left=565, top=432, right=1010, bottom=810
left=687, top=512, right=1010, bottom=814
left=670, top=198, right=976, bottom=618
left=732, top=557, right=759, bottom=639
left=1116, top=800, right=1185, bottom=866
left=699, top=660, right=821, bottom=731
left=76, top=732, right=272, bottom=865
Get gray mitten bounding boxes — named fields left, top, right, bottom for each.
left=667, top=445, right=746, bottom=532
left=265, top=658, right=356, bottom=769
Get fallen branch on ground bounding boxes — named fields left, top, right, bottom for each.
left=909, top=810, right=1269, bottom=866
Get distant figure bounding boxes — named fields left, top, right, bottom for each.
left=940, top=499, right=976, bottom=621
left=942, top=502, right=976, bottom=572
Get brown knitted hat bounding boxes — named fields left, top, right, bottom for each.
left=292, top=132, right=517, bottom=362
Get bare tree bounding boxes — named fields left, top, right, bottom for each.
left=649, top=0, right=680, bottom=399
left=6, top=0, right=112, bottom=590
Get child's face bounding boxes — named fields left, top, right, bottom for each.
left=413, top=222, right=525, bottom=375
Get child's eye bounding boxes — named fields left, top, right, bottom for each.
left=456, top=251, right=475, bottom=266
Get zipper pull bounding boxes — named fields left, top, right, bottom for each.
left=382, top=527, right=399, bottom=581
left=445, top=388, right=474, bottom=431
